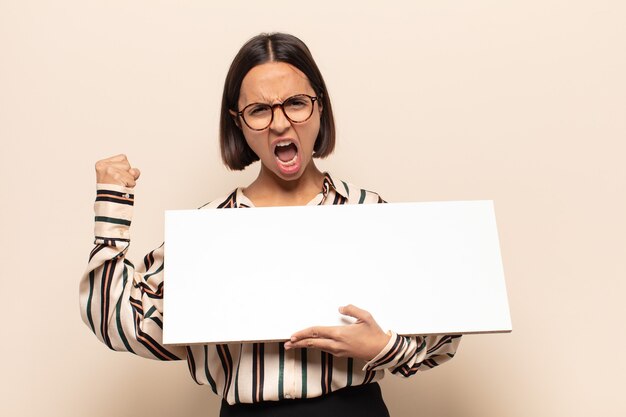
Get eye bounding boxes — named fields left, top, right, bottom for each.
left=246, top=104, right=270, bottom=117
left=285, top=96, right=308, bottom=109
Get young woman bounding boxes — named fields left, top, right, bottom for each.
left=80, top=32, right=461, bottom=417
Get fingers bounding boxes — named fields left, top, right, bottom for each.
left=286, top=337, right=344, bottom=356
left=289, top=326, right=335, bottom=343
left=285, top=327, right=345, bottom=356
left=95, top=154, right=140, bottom=187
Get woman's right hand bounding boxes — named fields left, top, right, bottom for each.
left=95, top=154, right=141, bottom=187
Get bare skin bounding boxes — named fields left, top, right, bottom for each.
left=93, top=63, right=391, bottom=362
left=95, top=154, right=140, bottom=187
left=285, top=304, right=391, bottom=361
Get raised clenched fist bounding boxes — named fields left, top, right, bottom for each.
left=95, top=154, right=141, bottom=188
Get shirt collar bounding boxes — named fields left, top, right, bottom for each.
left=321, top=172, right=349, bottom=200
left=234, top=172, right=348, bottom=208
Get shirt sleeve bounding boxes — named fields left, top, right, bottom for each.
left=78, top=184, right=186, bottom=361
left=363, top=332, right=461, bottom=376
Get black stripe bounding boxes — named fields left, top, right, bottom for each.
left=259, top=343, right=265, bottom=402
left=133, top=312, right=181, bottom=360
left=394, top=337, right=426, bottom=370
left=371, top=335, right=403, bottom=368
left=186, top=347, right=200, bottom=384
left=114, top=265, right=135, bottom=353
left=427, top=335, right=461, bottom=354
left=203, top=346, right=219, bottom=394
left=327, top=353, right=333, bottom=394
left=129, top=296, right=143, bottom=314
left=301, top=348, right=308, bottom=398
left=234, top=345, right=243, bottom=403
left=145, top=305, right=156, bottom=318
left=217, top=344, right=233, bottom=399
left=143, top=252, right=152, bottom=270
left=424, top=358, right=437, bottom=368
left=100, top=259, right=115, bottom=349
left=321, top=351, right=333, bottom=395
left=394, top=362, right=422, bottom=376
left=95, top=196, right=133, bottom=205
left=358, top=189, right=366, bottom=204
left=217, top=191, right=237, bottom=208
left=86, top=271, right=96, bottom=332
left=97, top=189, right=134, bottom=198
left=341, top=180, right=350, bottom=197
left=95, top=216, right=131, bottom=226
left=278, top=344, right=285, bottom=400
left=135, top=281, right=163, bottom=299
left=149, top=316, right=163, bottom=329
left=89, top=244, right=106, bottom=262
left=320, top=351, right=326, bottom=394
left=346, top=358, right=353, bottom=386
left=143, top=263, right=164, bottom=283
left=252, top=343, right=258, bottom=401
left=95, top=236, right=130, bottom=243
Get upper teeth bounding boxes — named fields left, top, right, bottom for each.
left=276, top=140, right=292, bottom=147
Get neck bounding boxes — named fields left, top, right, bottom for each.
left=244, top=161, right=325, bottom=207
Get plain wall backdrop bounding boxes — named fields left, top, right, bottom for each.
left=1, top=1, right=624, bottom=416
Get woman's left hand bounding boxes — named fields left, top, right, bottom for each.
left=284, top=304, right=391, bottom=361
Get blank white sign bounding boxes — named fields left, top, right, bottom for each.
left=163, top=201, right=511, bottom=345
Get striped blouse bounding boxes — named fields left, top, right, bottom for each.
left=79, top=172, right=461, bottom=405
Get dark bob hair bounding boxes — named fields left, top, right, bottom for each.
left=220, top=33, right=336, bottom=170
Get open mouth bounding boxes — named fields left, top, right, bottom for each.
left=274, top=140, right=299, bottom=166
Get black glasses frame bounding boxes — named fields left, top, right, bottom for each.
left=236, top=94, right=319, bottom=131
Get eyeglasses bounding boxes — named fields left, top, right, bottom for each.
left=236, top=94, right=319, bottom=131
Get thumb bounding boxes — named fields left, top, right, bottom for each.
left=129, top=168, right=141, bottom=180
left=339, top=304, right=371, bottom=322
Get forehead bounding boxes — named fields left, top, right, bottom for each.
left=239, top=62, right=313, bottom=105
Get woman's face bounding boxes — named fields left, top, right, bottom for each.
left=237, top=62, right=322, bottom=181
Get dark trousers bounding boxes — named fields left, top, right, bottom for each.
left=220, top=382, right=390, bottom=417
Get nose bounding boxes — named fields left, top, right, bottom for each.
left=269, top=104, right=291, bottom=133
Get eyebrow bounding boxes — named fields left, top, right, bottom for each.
left=241, top=93, right=307, bottom=108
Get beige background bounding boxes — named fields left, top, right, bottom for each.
left=1, top=1, right=624, bottom=416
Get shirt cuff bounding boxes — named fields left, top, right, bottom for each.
left=363, top=331, right=406, bottom=371
left=93, top=183, right=135, bottom=241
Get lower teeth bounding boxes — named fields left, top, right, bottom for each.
left=278, top=154, right=298, bottom=166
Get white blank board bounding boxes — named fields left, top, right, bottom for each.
left=163, top=201, right=511, bottom=345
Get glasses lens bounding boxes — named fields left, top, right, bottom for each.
left=284, top=95, right=314, bottom=123
left=243, top=104, right=273, bottom=130
left=241, top=95, right=315, bottom=130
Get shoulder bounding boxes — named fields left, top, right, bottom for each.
left=326, top=174, right=386, bottom=204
